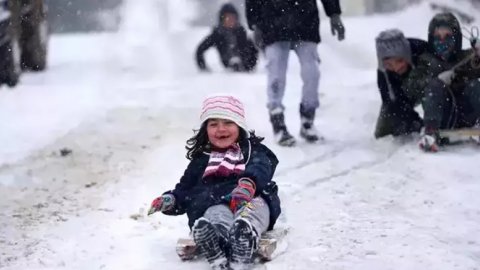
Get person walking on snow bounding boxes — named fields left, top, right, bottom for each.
left=196, top=3, right=258, bottom=72
left=245, top=0, right=346, bottom=146
left=374, top=29, right=428, bottom=139
left=148, top=94, right=281, bottom=270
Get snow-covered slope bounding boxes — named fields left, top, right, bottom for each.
left=1, top=1, right=479, bottom=269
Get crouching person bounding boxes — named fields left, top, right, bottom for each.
left=148, top=94, right=281, bottom=270
left=374, top=29, right=428, bottom=139
left=195, top=4, right=258, bottom=72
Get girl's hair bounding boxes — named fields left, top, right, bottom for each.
left=185, top=121, right=264, bottom=160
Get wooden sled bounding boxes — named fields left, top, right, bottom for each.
left=439, top=128, right=480, bottom=144
left=176, top=227, right=289, bottom=262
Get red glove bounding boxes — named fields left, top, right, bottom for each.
left=148, top=194, right=175, bottom=215
left=226, top=178, right=256, bottom=212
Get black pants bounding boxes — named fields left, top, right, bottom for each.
left=222, top=39, right=258, bottom=72
left=374, top=103, right=423, bottom=138
left=423, top=79, right=480, bottom=129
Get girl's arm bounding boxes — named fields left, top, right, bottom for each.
left=162, top=159, right=201, bottom=215
left=241, top=144, right=278, bottom=194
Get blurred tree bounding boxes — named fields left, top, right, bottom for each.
left=45, top=0, right=122, bottom=33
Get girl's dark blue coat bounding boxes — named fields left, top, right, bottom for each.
left=162, top=138, right=281, bottom=231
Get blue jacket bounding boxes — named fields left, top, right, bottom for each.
left=162, top=137, right=281, bottom=231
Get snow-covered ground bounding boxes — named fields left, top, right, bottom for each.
left=1, top=1, right=480, bottom=269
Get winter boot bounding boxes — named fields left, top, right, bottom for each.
left=229, top=218, right=258, bottom=270
left=419, top=126, right=441, bottom=152
left=299, top=104, right=322, bottom=143
left=192, top=218, right=229, bottom=270
left=270, top=108, right=296, bottom=147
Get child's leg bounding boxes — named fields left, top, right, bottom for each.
left=203, top=204, right=235, bottom=242
left=193, top=204, right=234, bottom=270
left=422, top=79, right=453, bottom=130
left=234, top=197, right=270, bottom=235
left=229, top=197, right=270, bottom=268
left=461, top=79, right=480, bottom=126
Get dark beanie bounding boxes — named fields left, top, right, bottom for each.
left=375, top=29, right=412, bottom=70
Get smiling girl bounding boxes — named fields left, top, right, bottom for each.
left=148, top=94, right=281, bottom=270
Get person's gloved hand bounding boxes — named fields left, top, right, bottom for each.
left=438, top=70, right=455, bottom=85
left=330, top=14, right=345, bottom=41
left=471, top=38, right=480, bottom=56
left=199, top=66, right=211, bottom=73
left=224, top=178, right=256, bottom=212
left=148, top=194, right=175, bottom=215
left=197, top=59, right=211, bottom=72
left=253, top=25, right=265, bottom=51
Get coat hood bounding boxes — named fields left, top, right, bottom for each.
left=428, top=12, right=462, bottom=58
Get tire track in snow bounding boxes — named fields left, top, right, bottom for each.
left=276, top=141, right=403, bottom=195
left=274, top=143, right=347, bottom=177
left=304, top=149, right=397, bottom=188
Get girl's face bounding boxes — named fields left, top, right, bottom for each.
left=206, top=118, right=240, bottom=149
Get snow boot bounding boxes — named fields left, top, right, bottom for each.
left=299, top=104, right=322, bottom=143
left=270, top=108, right=296, bottom=147
left=229, top=218, right=258, bottom=270
left=192, top=218, right=229, bottom=270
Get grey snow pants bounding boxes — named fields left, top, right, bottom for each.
left=202, top=197, right=270, bottom=238
left=265, top=41, right=321, bottom=112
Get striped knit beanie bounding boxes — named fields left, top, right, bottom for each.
left=200, top=94, right=250, bottom=138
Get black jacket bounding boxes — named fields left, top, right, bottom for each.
left=195, top=4, right=256, bottom=70
left=377, top=38, right=428, bottom=119
left=245, top=0, right=341, bottom=46
left=162, top=137, right=281, bottom=231
left=196, top=26, right=253, bottom=69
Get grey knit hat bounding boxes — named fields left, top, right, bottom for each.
left=375, top=29, right=412, bottom=70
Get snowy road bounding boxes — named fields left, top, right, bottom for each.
left=1, top=1, right=480, bottom=269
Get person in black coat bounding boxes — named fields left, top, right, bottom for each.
left=245, top=0, right=345, bottom=146
left=374, top=29, right=428, bottom=138
left=195, top=3, right=258, bottom=72
left=148, top=94, right=280, bottom=270
left=402, top=13, right=480, bottom=152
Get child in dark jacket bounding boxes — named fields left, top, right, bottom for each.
left=402, top=13, right=480, bottom=151
left=195, top=3, right=258, bottom=72
left=148, top=94, right=281, bottom=270
left=374, top=29, right=428, bottom=139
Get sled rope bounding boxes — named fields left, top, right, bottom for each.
left=460, top=25, right=480, bottom=69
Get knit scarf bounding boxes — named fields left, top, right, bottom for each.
left=203, top=143, right=245, bottom=178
